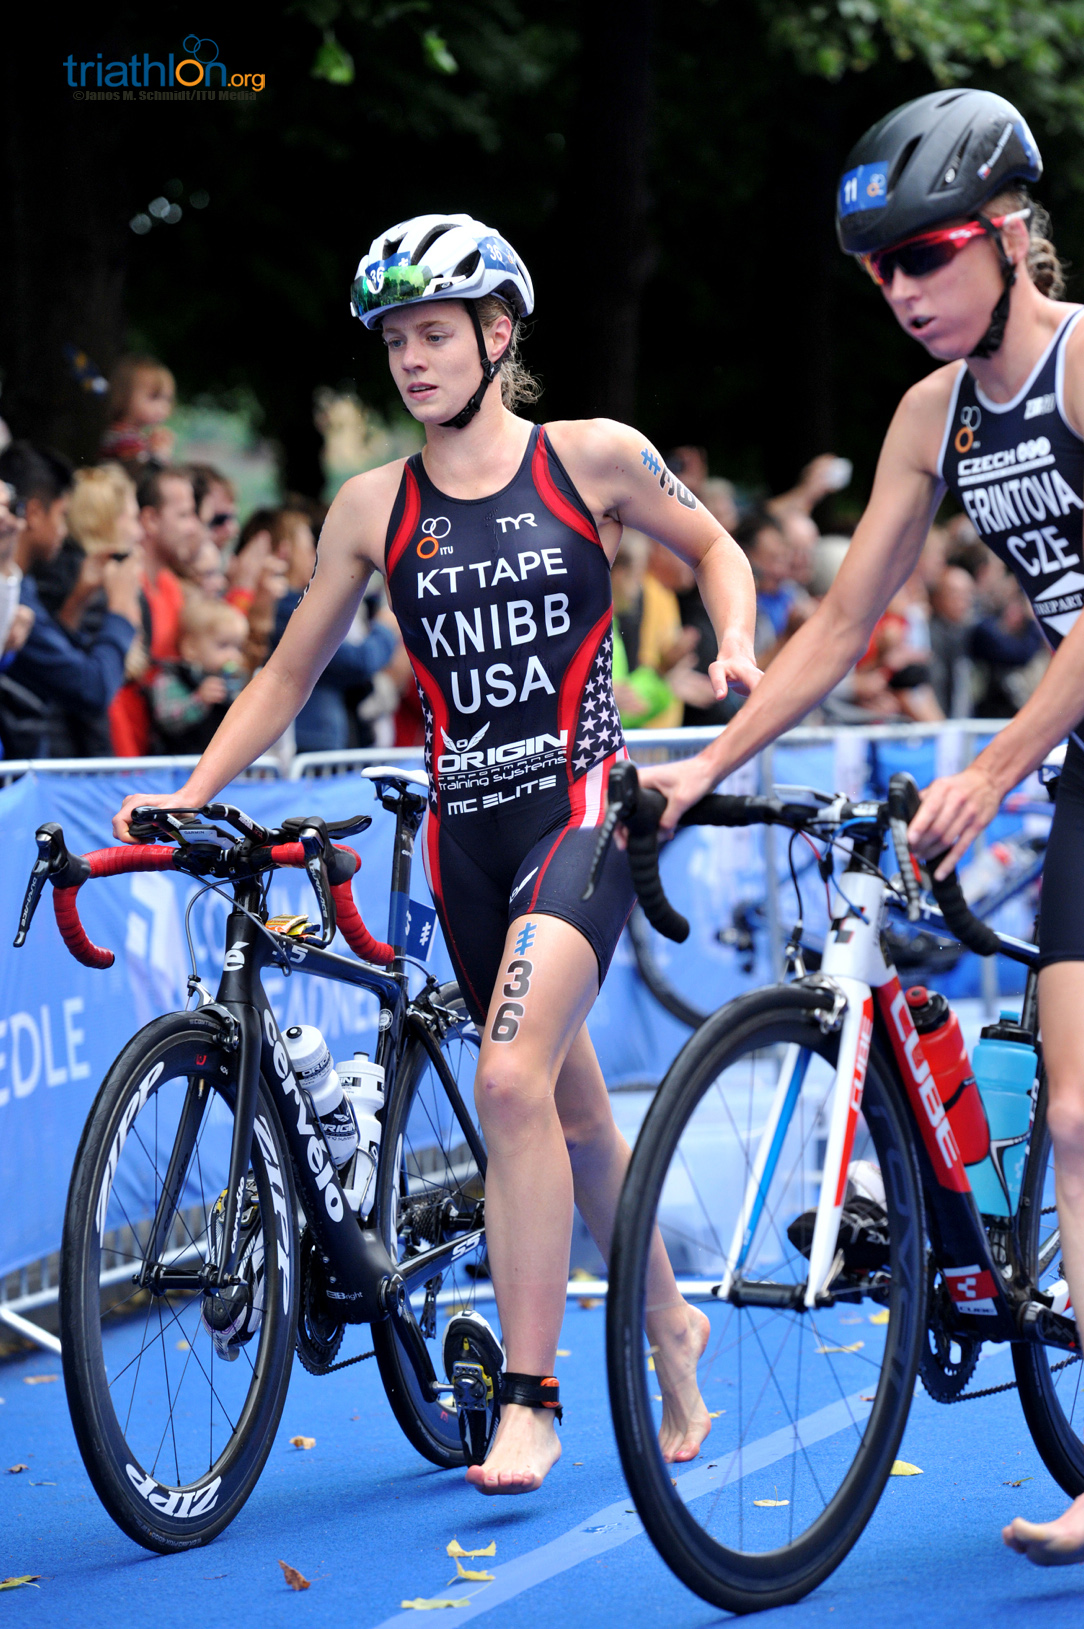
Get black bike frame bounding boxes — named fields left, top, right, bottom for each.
left=176, top=780, right=486, bottom=1399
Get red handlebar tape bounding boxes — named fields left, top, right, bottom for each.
left=52, top=840, right=394, bottom=969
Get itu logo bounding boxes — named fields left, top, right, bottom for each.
left=64, top=35, right=266, bottom=96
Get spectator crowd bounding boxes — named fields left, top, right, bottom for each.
left=0, top=352, right=1046, bottom=763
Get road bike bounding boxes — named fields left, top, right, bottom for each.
left=13, top=769, right=502, bottom=1552
left=591, top=763, right=1078, bottom=1614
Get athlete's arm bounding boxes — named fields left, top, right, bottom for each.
left=636, top=374, right=953, bottom=826
left=549, top=419, right=759, bottom=699
left=112, top=465, right=399, bottom=840
left=911, top=321, right=1084, bottom=872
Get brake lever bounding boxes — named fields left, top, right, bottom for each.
left=13, top=823, right=88, bottom=948
left=582, top=761, right=640, bottom=900
left=887, top=772, right=922, bottom=924
left=297, top=825, right=336, bottom=946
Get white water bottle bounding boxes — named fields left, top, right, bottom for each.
left=284, top=1024, right=359, bottom=1168
left=338, top=1052, right=385, bottom=1214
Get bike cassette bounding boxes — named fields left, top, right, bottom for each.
left=443, top=1310, right=504, bottom=1465
left=201, top=1177, right=265, bottom=1362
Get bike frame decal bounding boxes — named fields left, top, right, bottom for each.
left=876, top=977, right=970, bottom=1194
left=719, top=1043, right=811, bottom=1299
left=805, top=980, right=873, bottom=1309
left=944, top=1263, right=999, bottom=1317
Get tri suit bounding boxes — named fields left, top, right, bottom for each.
left=384, top=424, right=634, bottom=1020
left=939, top=305, right=1084, bottom=965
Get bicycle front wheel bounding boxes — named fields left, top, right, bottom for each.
left=1013, top=1083, right=1084, bottom=1496
left=607, top=986, right=925, bottom=1614
left=372, top=983, right=488, bottom=1468
left=60, top=1011, right=299, bottom=1552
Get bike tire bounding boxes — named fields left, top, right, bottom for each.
left=1013, top=1081, right=1084, bottom=1497
left=60, top=1011, right=299, bottom=1552
left=372, top=983, right=488, bottom=1469
left=606, top=984, right=925, bottom=1614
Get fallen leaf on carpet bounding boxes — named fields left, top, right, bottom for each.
left=647, top=1356, right=655, bottom=1371
left=7, top=1465, right=27, bottom=1474
left=654, top=1394, right=663, bottom=1401
left=869, top=1310, right=890, bottom=1325
left=278, top=1561, right=310, bottom=1590
left=890, top=1461, right=922, bottom=1476
left=28, top=1482, right=55, bottom=1487
left=571, top=1268, right=595, bottom=1280
left=578, top=1299, right=603, bottom=1310
left=573, top=1462, right=583, bottom=1466
left=176, top=1339, right=190, bottom=1351
left=556, top=1350, right=570, bottom=1357
left=401, top=1598, right=470, bottom=1610
left=860, top=1394, right=876, bottom=1401
left=446, top=1540, right=496, bottom=1559
left=815, top=1342, right=864, bottom=1354
left=23, top=1375, right=57, bottom=1385
left=0, top=1578, right=41, bottom=1591
left=708, top=1410, right=725, bottom=1418
left=455, top=1562, right=494, bottom=1582
left=753, top=1499, right=789, bottom=1507
left=1004, top=1476, right=1033, bottom=1487
left=289, top=1436, right=316, bottom=1450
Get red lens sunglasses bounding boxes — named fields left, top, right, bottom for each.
left=860, top=209, right=1029, bottom=287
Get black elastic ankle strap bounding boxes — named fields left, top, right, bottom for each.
left=500, top=1371, right=562, bottom=1423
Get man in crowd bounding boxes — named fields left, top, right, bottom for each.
left=0, top=441, right=141, bottom=756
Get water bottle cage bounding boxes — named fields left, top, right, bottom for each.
left=499, top=1372, right=563, bottom=1423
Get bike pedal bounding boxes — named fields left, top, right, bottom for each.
left=443, top=1309, right=505, bottom=1385
left=444, top=1311, right=504, bottom=1466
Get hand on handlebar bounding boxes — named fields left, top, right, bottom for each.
left=113, top=789, right=200, bottom=843
left=907, top=765, right=1003, bottom=880
left=637, top=753, right=720, bottom=831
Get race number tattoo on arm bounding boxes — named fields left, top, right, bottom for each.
left=491, top=953, right=535, bottom=1043
left=639, top=445, right=696, bottom=510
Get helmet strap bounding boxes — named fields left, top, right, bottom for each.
left=440, top=301, right=512, bottom=429
left=969, top=215, right=1018, bottom=360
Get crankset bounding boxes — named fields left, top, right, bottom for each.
left=296, top=1230, right=346, bottom=1374
left=919, top=1264, right=982, bottom=1402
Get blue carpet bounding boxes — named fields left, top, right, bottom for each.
left=1, top=1304, right=1082, bottom=1627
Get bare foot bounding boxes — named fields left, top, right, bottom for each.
left=649, top=1302, right=712, bottom=1463
left=465, top=1402, right=562, bottom=1496
left=1004, top=1493, right=1084, bottom=1565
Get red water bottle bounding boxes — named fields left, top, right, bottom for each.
left=905, top=987, right=990, bottom=1163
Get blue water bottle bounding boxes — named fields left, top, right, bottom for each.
left=964, top=1011, right=1037, bottom=1216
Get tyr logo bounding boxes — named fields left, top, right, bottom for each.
left=495, top=513, right=537, bottom=533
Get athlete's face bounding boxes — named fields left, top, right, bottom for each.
left=381, top=301, right=512, bottom=423
left=880, top=216, right=1029, bottom=361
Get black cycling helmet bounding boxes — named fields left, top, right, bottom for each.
left=836, top=88, right=1041, bottom=255
left=837, top=89, right=1042, bottom=358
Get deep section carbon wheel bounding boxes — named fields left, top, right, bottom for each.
left=607, top=986, right=925, bottom=1614
left=373, top=983, right=488, bottom=1468
left=60, top=1012, right=298, bottom=1552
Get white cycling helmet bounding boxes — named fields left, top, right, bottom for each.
left=350, top=213, right=534, bottom=327
left=349, top=214, right=534, bottom=428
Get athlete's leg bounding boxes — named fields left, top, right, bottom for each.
left=554, top=1026, right=711, bottom=1462
left=465, top=912, right=598, bottom=1494
left=1004, top=960, right=1084, bottom=1565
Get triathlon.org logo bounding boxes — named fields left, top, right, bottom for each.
left=64, top=35, right=265, bottom=100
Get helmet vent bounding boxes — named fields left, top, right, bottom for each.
left=888, top=136, right=922, bottom=195
left=940, top=132, right=971, bottom=188
left=453, top=250, right=481, bottom=278
left=411, top=224, right=456, bottom=265
left=936, top=91, right=968, bottom=107
left=382, top=234, right=406, bottom=258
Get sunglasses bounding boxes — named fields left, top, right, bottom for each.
left=860, top=209, right=1029, bottom=287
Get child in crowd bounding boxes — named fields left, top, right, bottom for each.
left=101, top=356, right=176, bottom=469
left=149, top=597, right=246, bottom=754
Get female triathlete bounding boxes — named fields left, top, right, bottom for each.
left=643, top=90, right=1084, bottom=1565
left=113, top=214, right=760, bottom=1495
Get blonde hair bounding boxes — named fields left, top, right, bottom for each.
left=179, top=595, right=247, bottom=644
left=988, top=188, right=1068, bottom=298
left=106, top=354, right=176, bottom=423
left=67, top=464, right=136, bottom=554
left=475, top=295, right=542, bottom=411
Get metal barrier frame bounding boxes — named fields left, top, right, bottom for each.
left=0, top=719, right=1015, bottom=1351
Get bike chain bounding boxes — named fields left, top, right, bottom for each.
left=948, top=1353, right=1080, bottom=1402
left=320, top=1347, right=376, bottom=1373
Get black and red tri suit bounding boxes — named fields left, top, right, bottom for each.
left=384, top=424, right=634, bottom=1021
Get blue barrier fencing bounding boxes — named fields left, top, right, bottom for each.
left=0, top=722, right=1048, bottom=1310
